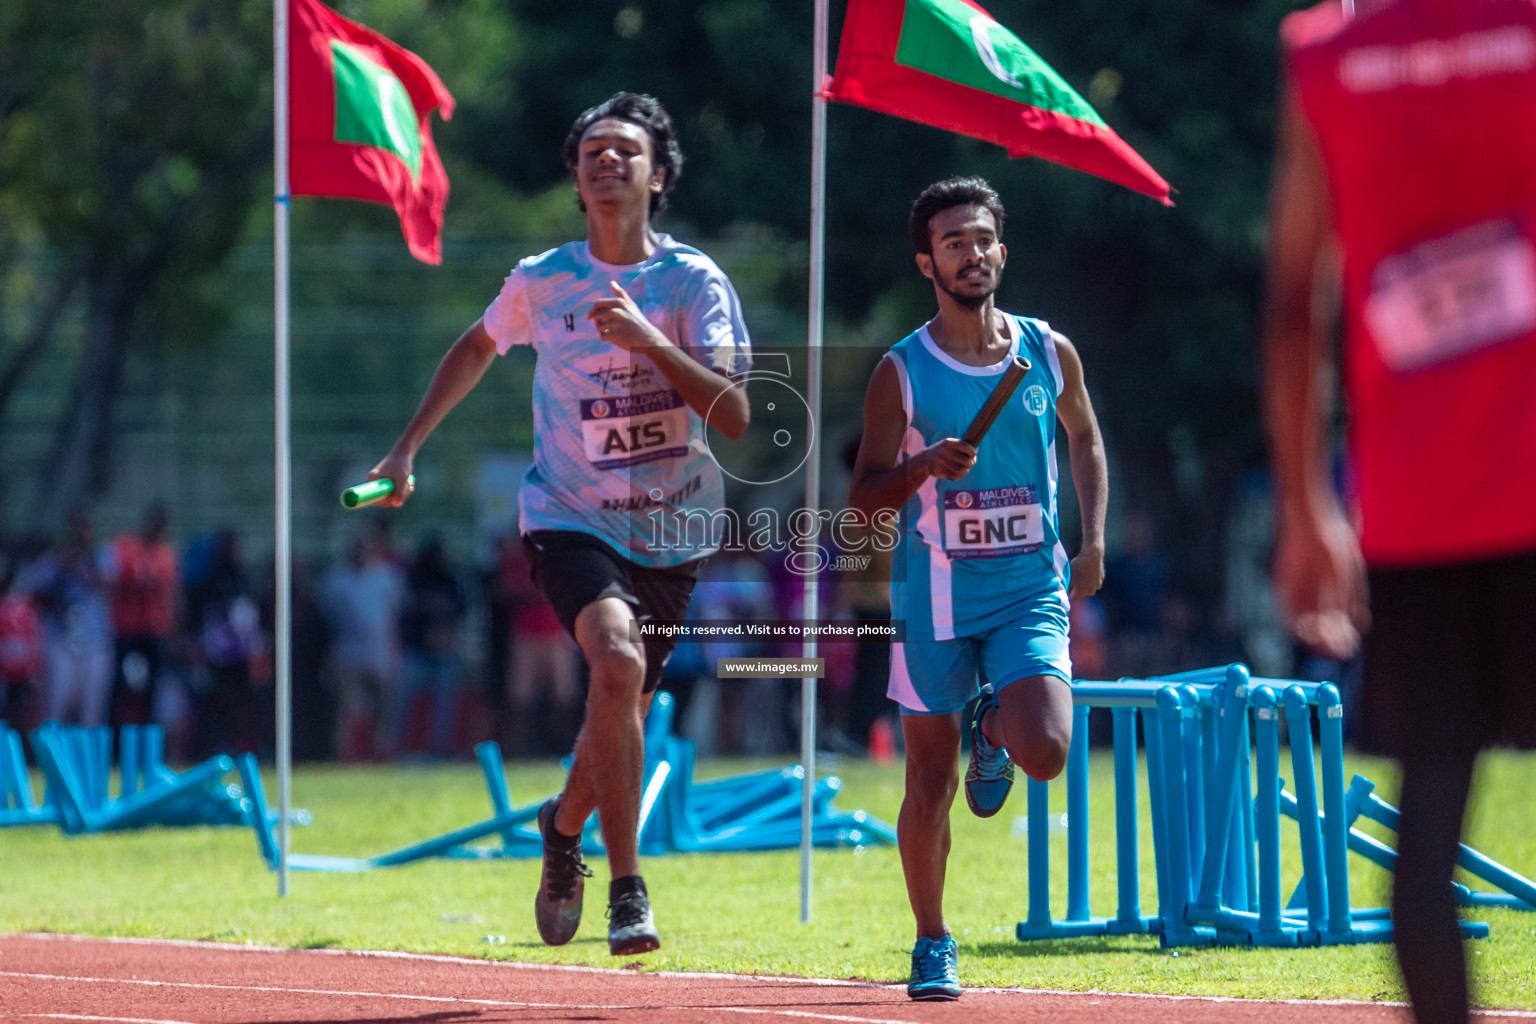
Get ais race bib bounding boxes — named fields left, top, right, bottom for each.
left=941, top=484, right=1044, bottom=559
left=1366, top=217, right=1536, bottom=371
left=580, top=390, right=691, bottom=469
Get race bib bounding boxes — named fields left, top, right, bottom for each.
left=580, top=390, right=691, bottom=469
left=1365, top=218, right=1536, bottom=371
left=941, top=485, right=1044, bottom=559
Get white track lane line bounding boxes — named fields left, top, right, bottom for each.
left=0, top=972, right=918, bottom=1024
left=18, top=1016, right=201, bottom=1024
left=8, top=933, right=1536, bottom=1019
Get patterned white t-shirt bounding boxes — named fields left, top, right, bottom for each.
left=482, top=235, right=752, bottom=566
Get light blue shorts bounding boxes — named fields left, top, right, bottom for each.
left=888, top=619, right=1072, bottom=716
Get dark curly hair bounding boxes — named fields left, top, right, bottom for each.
left=909, top=176, right=1006, bottom=255
left=563, top=92, right=684, bottom=216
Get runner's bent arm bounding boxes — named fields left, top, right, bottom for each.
left=847, top=355, right=975, bottom=518
left=639, top=341, right=749, bottom=440
left=1053, top=334, right=1108, bottom=599
left=1261, top=85, right=1368, bottom=657
left=588, top=282, right=750, bottom=439
left=368, top=318, right=499, bottom=507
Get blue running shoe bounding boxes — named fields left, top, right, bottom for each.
left=965, top=686, right=1014, bottom=817
left=907, top=935, right=962, bottom=1001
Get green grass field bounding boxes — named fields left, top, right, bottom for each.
left=3, top=750, right=1533, bottom=1007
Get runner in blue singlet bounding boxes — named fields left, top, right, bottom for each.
left=848, top=177, right=1108, bottom=1001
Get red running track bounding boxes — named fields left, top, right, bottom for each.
left=3, top=933, right=1533, bottom=1023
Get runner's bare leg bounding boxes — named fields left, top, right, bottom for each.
left=554, top=597, right=647, bottom=878
left=981, top=673, right=1072, bottom=781
left=898, top=712, right=963, bottom=939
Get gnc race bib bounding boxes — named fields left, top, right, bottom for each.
left=941, top=484, right=1044, bottom=559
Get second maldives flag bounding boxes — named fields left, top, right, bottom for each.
left=828, top=0, right=1171, bottom=204
left=290, top=0, right=456, bottom=263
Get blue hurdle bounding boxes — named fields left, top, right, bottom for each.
left=457, top=690, right=893, bottom=858
left=454, top=690, right=894, bottom=858
left=1282, top=774, right=1536, bottom=915
left=1014, top=665, right=1503, bottom=949
left=0, top=722, right=52, bottom=826
left=12, top=721, right=306, bottom=837
left=253, top=690, right=895, bottom=872
left=1014, top=684, right=1167, bottom=940
left=32, top=727, right=237, bottom=835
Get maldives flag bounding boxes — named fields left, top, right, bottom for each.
left=827, top=0, right=1171, bottom=204
left=289, top=0, right=456, bottom=263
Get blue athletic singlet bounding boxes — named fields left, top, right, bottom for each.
left=888, top=315, right=1070, bottom=642
left=482, top=235, right=752, bottom=566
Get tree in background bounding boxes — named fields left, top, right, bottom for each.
left=0, top=0, right=270, bottom=526
left=2, top=0, right=1302, bottom=658
left=452, top=0, right=1294, bottom=629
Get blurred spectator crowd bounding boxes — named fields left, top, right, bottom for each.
left=0, top=504, right=578, bottom=764
left=0, top=497, right=1320, bottom=765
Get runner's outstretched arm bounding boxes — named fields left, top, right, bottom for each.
left=368, top=318, right=499, bottom=507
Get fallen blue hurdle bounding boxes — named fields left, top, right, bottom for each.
left=9, top=721, right=307, bottom=838
left=1281, top=774, right=1536, bottom=916
left=436, top=691, right=893, bottom=860
left=1012, top=664, right=1520, bottom=949
left=250, top=690, right=894, bottom=872
left=0, top=722, right=53, bottom=826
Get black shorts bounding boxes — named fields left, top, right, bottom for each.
left=522, top=530, right=701, bottom=694
left=1359, top=548, right=1536, bottom=761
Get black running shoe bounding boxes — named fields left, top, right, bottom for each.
left=535, top=799, right=591, bottom=946
left=607, top=884, right=661, bottom=956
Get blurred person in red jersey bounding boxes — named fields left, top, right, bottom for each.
left=0, top=554, right=45, bottom=732
left=1265, top=2, right=1536, bottom=1021
left=500, top=533, right=580, bottom=757
left=106, top=503, right=179, bottom=728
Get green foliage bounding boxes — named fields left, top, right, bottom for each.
left=1, top=1, right=268, bottom=267
left=4, top=0, right=1303, bottom=608
left=422, top=0, right=1291, bottom=436
left=0, top=0, right=273, bottom=523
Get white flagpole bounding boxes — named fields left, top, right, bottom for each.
left=801, top=0, right=830, bottom=925
left=273, top=0, right=294, bottom=897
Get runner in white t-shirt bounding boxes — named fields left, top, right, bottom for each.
left=368, top=92, right=751, bottom=957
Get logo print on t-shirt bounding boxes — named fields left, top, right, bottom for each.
left=589, top=360, right=659, bottom=394
left=1023, top=385, right=1049, bottom=416
left=590, top=399, right=611, bottom=418
left=955, top=491, right=975, bottom=509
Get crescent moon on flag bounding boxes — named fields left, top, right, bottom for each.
left=378, top=73, right=417, bottom=169
left=969, top=15, right=1026, bottom=90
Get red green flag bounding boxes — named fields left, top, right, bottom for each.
left=827, top=0, right=1172, bottom=204
left=289, top=0, right=456, bottom=263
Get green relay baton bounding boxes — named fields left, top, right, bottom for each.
left=341, top=474, right=415, bottom=509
